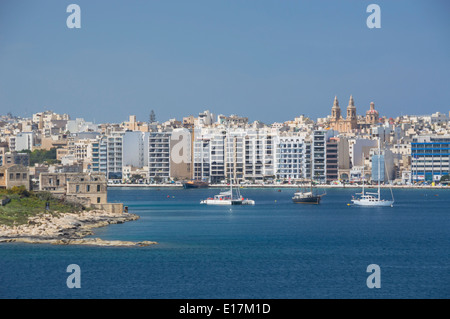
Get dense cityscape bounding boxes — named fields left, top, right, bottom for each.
left=1, top=95, right=449, bottom=194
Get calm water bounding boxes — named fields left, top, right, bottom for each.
left=0, top=187, right=449, bottom=299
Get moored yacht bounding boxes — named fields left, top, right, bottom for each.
left=292, top=180, right=325, bottom=204
left=200, top=190, right=255, bottom=205
left=292, top=191, right=323, bottom=204
left=351, top=139, right=394, bottom=207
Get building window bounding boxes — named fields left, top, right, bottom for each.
left=76, top=185, right=80, bottom=193
left=87, top=185, right=90, bottom=192
left=10, top=173, right=14, bottom=180
left=97, top=185, right=101, bottom=192
left=97, top=197, right=101, bottom=203
left=23, top=173, right=27, bottom=179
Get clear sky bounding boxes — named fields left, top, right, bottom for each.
left=0, top=0, right=449, bottom=124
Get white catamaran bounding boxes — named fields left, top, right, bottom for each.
left=200, top=185, right=255, bottom=205
left=351, top=139, right=394, bottom=207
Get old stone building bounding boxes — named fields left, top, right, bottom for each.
left=39, top=172, right=122, bottom=213
left=365, top=102, right=379, bottom=125
left=0, top=164, right=31, bottom=190
left=329, top=96, right=380, bottom=133
left=329, top=96, right=358, bottom=133
left=66, top=173, right=107, bottom=205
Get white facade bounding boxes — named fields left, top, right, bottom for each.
left=311, top=129, right=337, bottom=182
left=274, top=135, right=306, bottom=181
left=103, top=131, right=149, bottom=180
left=66, top=118, right=98, bottom=133
left=10, top=132, right=34, bottom=152
left=123, top=131, right=149, bottom=168
left=148, top=131, right=171, bottom=181
left=350, top=138, right=378, bottom=167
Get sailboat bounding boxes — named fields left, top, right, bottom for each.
left=351, top=139, right=394, bottom=207
left=200, top=130, right=255, bottom=206
left=292, top=180, right=325, bottom=204
left=200, top=181, right=255, bottom=205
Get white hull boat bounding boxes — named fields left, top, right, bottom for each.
left=351, top=194, right=393, bottom=207
left=351, top=139, right=394, bottom=207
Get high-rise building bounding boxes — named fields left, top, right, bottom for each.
left=326, top=138, right=338, bottom=182
left=102, top=131, right=149, bottom=180
left=370, top=145, right=395, bottom=183
left=148, top=131, right=171, bottom=182
left=275, top=135, right=306, bottom=181
left=411, top=135, right=450, bottom=182
left=106, top=133, right=124, bottom=180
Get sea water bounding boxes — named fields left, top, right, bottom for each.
left=0, top=187, right=449, bottom=299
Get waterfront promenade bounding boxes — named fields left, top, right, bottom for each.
left=107, top=183, right=450, bottom=189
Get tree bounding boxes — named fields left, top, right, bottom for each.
left=130, top=174, right=142, bottom=183
left=149, top=110, right=156, bottom=124
left=23, top=148, right=58, bottom=166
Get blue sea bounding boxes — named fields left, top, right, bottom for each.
left=0, top=187, right=449, bottom=299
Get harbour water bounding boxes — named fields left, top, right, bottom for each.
left=0, top=187, right=449, bottom=299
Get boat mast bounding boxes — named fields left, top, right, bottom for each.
left=362, top=153, right=365, bottom=196
left=378, top=138, right=381, bottom=201
left=384, top=147, right=395, bottom=204
left=201, top=135, right=204, bottom=181
left=228, top=131, right=233, bottom=200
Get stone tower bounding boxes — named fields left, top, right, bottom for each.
left=346, top=95, right=356, bottom=120
left=365, top=102, right=379, bottom=125
left=331, top=96, right=341, bottom=120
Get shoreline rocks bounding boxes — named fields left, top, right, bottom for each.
left=0, top=210, right=157, bottom=247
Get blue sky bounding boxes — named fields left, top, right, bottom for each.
left=0, top=0, right=449, bottom=124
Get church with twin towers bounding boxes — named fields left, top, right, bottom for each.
left=329, top=95, right=379, bottom=133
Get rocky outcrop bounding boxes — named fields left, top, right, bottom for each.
left=0, top=237, right=156, bottom=247
left=0, top=210, right=157, bottom=247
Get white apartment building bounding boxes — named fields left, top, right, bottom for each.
left=106, top=133, right=123, bottom=179
left=193, top=127, right=277, bottom=183
left=148, top=131, right=171, bottom=182
left=243, top=130, right=274, bottom=182
left=225, top=131, right=245, bottom=182
left=193, top=130, right=212, bottom=182
left=102, top=131, right=149, bottom=180
left=274, top=135, right=307, bottom=181
left=9, top=132, right=34, bottom=152
left=198, top=110, right=215, bottom=126
left=349, top=138, right=378, bottom=167
left=191, top=127, right=340, bottom=183
left=66, top=118, right=98, bottom=133
left=311, top=129, right=338, bottom=183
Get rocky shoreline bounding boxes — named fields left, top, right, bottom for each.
left=0, top=210, right=157, bottom=247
